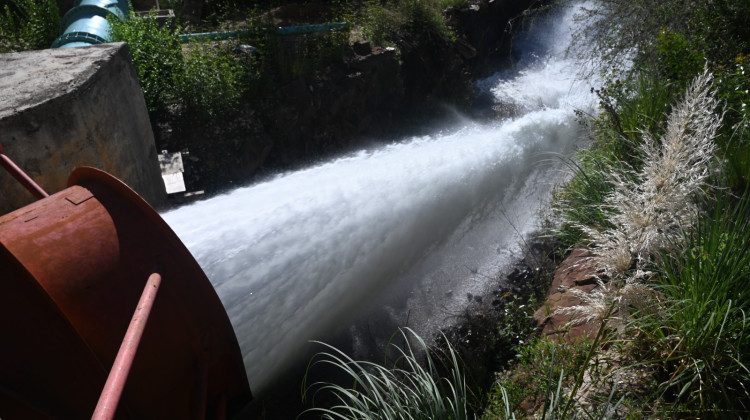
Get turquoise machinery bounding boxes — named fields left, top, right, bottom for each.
left=52, top=0, right=130, bottom=48
left=51, top=0, right=349, bottom=49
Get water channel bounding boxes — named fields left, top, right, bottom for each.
left=162, top=1, right=598, bottom=395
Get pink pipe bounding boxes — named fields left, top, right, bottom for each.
left=92, top=273, right=162, bottom=420
left=0, top=152, right=49, bottom=200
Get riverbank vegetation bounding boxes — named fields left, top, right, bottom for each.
left=305, top=0, right=750, bottom=418
left=484, top=0, right=750, bottom=417
left=0, top=0, right=59, bottom=52
left=105, top=0, right=467, bottom=123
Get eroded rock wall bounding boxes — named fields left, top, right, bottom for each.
left=157, top=2, right=544, bottom=195
left=0, top=43, right=165, bottom=214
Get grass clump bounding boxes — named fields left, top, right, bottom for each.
left=552, top=73, right=678, bottom=252
left=304, top=328, right=471, bottom=420
left=630, top=188, right=750, bottom=415
left=579, top=70, right=719, bottom=280
left=483, top=338, right=593, bottom=418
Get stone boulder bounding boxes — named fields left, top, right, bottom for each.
left=533, top=248, right=603, bottom=342
left=446, top=0, right=542, bottom=77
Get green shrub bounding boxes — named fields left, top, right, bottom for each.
left=656, top=30, right=704, bottom=84
left=110, top=11, right=263, bottom=121
left=108, top=11, right=184, bottom=115
left=178, top=43, right=248, bottom=120
left=345, top=0, right=456, bottom=48
left=0, top=0, right=60, bottom=53
left=401, top=0, right=455, bottom=42
left=360, top=1, right=403, bottom=47
left=691, top=0, right=750, bottom=65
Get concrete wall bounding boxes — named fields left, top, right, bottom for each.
left=0, top=42, right=165, bottom=214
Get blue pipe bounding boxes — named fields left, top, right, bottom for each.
left=52, top=0, right=348, bottom=49
left=275, top=22, right=349, bottom=36
left=178, top=22, right=350, bottom=44
left=52, top=0, right=129, bottom=48
left=178, top=29, right=258, bottom=44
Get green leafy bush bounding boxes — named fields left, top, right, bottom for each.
left=655, top=30, right=703, bottom=84
left=178, top=43, right=248, bottom=120
left=0, top=0, right=60, bottom=53
left=110, top=11, right=261, bottom=121
left=108, top=11, right=184, bottom=115
left=344, top=0, right=456, bottom=49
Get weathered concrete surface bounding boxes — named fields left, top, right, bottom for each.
left=0, top=42, right=165, bottom=214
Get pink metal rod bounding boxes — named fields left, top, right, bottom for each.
left=92, top=273, right=162, bottom=420
left=0, top=151, right=49, bottom=199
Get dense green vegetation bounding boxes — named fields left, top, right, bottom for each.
left=106, top=0, right=465, bottom=123
left=107, top=10, right=258, bottom=121
left=0, top=0, right=59, bottom=53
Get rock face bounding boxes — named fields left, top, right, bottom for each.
left=0, top=43, right=165, bottom=214
left=533, top=248, right=602, bottom=342
left=157, top=1, right=543, bottom=195
left=158, top=43, right=405, bottom=194
left=447, top=0, right=541, bottom=77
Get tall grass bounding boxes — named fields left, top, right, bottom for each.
left=555, top=70, right=720, bottom=293
left=303, top=328, right=471, bottom=420
left=553, top=74, right=677, bottom=251
left=537, top=70, right=733, bottom=417
left=630, top=187, right=750, bottom=416
left=483, top=336, right=627, bottom=419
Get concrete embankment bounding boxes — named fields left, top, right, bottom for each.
left=0, top=43, right=165, bottom=214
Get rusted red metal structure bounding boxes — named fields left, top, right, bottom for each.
left=0, top=143, right=251, bottom=418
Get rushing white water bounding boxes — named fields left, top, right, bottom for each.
left=162, top=3, right=597, bottom=393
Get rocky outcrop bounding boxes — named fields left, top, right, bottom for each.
left=533, top=248, right=602, bottom=342
left=447, top=0, right=542, bottom=77
left=158, top=43, right=404, bottom=194
left=155, top=1, right=544, bottom=196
